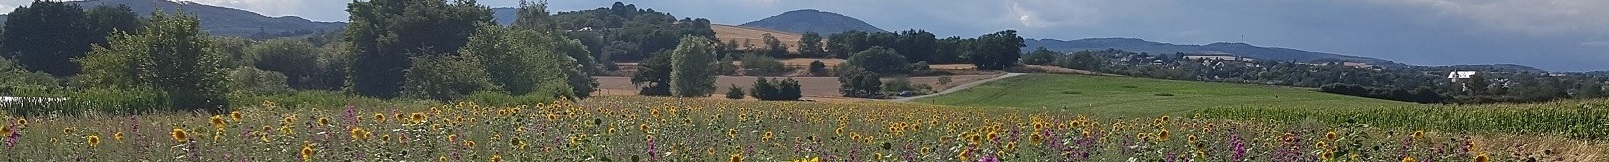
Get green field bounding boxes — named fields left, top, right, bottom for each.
left=915, top=74, right=1413, bottom=117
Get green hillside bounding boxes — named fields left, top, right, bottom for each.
left=914, top=74, right=1413, bottom=117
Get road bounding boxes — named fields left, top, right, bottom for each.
left=891, top=73, right=1025, bottom=102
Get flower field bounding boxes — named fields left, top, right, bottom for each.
left=2, top=96, right=1604, bottom=161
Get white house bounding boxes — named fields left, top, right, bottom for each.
left=1183, top=55, right=1238, bottom=61
left=1447, top=71, right=1477, bottom=82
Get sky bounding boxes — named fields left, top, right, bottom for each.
left=4, top=0, right=1607, bottom=71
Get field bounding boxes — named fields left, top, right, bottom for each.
left=914, top=74, right=1413, bottom=117
left=712, top=24, right=809, bottom=52
left=593, top=74, right=1002, bottom=100
left=4, top=96, right=1603, bottom=161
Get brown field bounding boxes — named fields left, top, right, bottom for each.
left=593, top=74, right=1001, bottom=100
left=712, top=24, right=819, bottom=52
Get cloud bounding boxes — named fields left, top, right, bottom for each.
left=1008, top=0, right=1102, bottom=28
left=1369, top=0, right=1609, bottom=36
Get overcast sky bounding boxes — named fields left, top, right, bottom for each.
left=5, top=0, right=1607, bottom=71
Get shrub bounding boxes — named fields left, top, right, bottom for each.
left=883, top=77, right=917, bottom=92
left=227, top=67, right=292, bottom=95
left=740, top=53, right=789, bottom=76
left=402, top=55, right=500, bottom=101
left=726, top=84, right=745, bottom=99
left=808, top=60, right=828, bottom=76
left=938, top=75, right=952, bottom=85
left=846, top=47, right=909, bottom=75
left=750, top=77, right=802, bottom=101
left=909, top=61, right=932, bottom=75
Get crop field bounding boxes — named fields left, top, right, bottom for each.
left=2, top=96, right=1603, bottom=161
left=914, top=74, right=1414, bottom=117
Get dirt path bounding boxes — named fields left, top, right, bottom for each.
left=890, top=73, right=1025, bottom=102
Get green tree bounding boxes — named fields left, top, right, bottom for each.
left=836, top=66, right=882, bottom=98
left=402, top=55, right=498, bottom=101
left=1022, top=47, right=1057, bottom=65
left=725, top=84, right=745, bottom=99
left=798, top=32, right=824, bottom=57
left=77, top=12, right=230, bottom=112
left=740, top=53, right=788, bottom=76
left=750, top=77, right=801, bottom=101
left=511, top=0, right=554, bottom=31
left=0, top=57, right=56, bottom=86
left=631, top=51, right=673, bottom=96
left=248, top=38, right=320, bottom=89
left=846, top=47, right=910, bottom=75
left=808, top=60, right=827, bottom=76
left=2, top=0, right=90, bottom=76
left=84, top=5, right=143, bottom=46
left=762, top=33, right=788, bottom=58
left=894, top=30, right=937, bottom=62
left=971, top=30, right=1024, bottom=70
left=669, top=36, right=718, bottom=97
left=226, top=67, right=291, bottom=94
left=346, top=0, right=493, bottom=98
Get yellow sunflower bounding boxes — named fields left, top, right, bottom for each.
left=86, top=135, right=101, bottom=148
left=300, top=142, right=314, bottom=162
left=171, top=128, right=189, bottom=143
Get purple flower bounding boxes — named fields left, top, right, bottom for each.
left=978, top=156, right=999, bottom=162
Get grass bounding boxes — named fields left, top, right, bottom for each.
left=914, top=74, right=1414, bottom=117
left=2, top=96, right=1600, bottom=161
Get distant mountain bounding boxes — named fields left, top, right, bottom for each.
left=0, top=0, right=345, bottom=38
left=493, top=7, right=518, bottom=26
left=1026, top=38, right=1403, bottom=66
left=1423, top=64, right=1545, bottom=73
left=740, top=9, right=886, bottom=34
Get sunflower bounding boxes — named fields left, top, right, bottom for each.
left=1474, top=152, right=1491, bottom=162
left=463, top=140, right=476, bottom=148
left=1325, top=131, right=1339, bottom=141
left=727, top=128, right=738, bottom=139
left=1157, top=128, right=1171, bottom=142
left=373, top=113, right=386, bottom=123
left=350, top=127, right=368, bottom=141
left=317, top=117, right=331, bottom=126
left=1, top=126, right=11, bottom=136
left=171, top=128, right=189, bottom=143
left=300, top=142, right=314, bottom=162
left=229, top=111, right=243, bottom=122
left=113, top=132, right=125, bottom=142
left=63, top=127, right=76, bottom=135
left=762, top=131, right=774, bottom=142
left=957, top=149, right=971, bottom=161
left=86, top=135, right=101, bottom=148
left=1411, top=130, right=1424, bottom=140
left=410, top=113, right=427, bottom=124
left=1401, top=156, right=1415, bottom=162
left=490, top=154, right=503, bottom=162
left=15, top=118, right=26, bottom=127
left=210, top=115, right=227, bottom=130
left=730, top=153, right=743, bottom=162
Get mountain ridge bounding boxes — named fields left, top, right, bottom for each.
left=1026, top=38, right=1406, bottom=67
left=0, top=0, right=345, bottom=38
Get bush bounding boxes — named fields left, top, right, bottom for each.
left=808, top=60, right=828, bottom=76
left=227, top=67, right=292, bottom=95
left=740, top=53, right=789, bottom=76
left=750, top=77, right=802, bottom=101
left=402, top=55, right=500, bottom=101
left=909, top=61, right=932, bottom=75
left=846, top=47, right=909, bottom=75
left=837, top=66, right=883, bottom=98
left=726, top=84, right=745, bottom=99
left=882, top=77, right=917, bottom=92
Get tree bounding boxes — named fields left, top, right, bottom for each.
left=808, top=60, right=828, bottom=76
left=725, top=84, right=745, bottom=99
left=740, top=53, right=788, bottom=76
left=827, top=31, right=869, bottom=59
left=84, top=5, right=142, bottom=46
left=77, top=12, right=230, bottom=112
left=402, top=55, right=498, bottom=101
left=893, top=30, right=937, bottom=63
left=248, top=38, right=321, bottom=89
left=798, top=32, right=825, bottom=58
left=750, top=77, right=801, bottom=101
left=227, top=67, right=291, bottom=94
left=836, top=66, right=882, bottom=98
left=0, top=57, right=56, bottom=86
left=971, top=30, right=1024, bottom=70
left=511, top=0, right=555, bottom=31
left=669, top=36, right=718, bottom=97
left=631, top=51, right=673, bottom=96
left=459, top=25, right=578, bottom=98
left=2, top=0, right=90, bottom=76
left=346, top=0, right=493, bottom=98
left=846, top=47, right=909, bottom=75
left=761, top=33, right=788, bottom=58
left=1066, top=51, right=1101, bottom=70
left=1022, top=47, right=1057, bottom=65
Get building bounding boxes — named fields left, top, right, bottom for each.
left=1447, top=71, right=1477, bottom=82
left=1341, top=62, right=1375, bottom=69
left=1183, top=54, right=1238, bottom=61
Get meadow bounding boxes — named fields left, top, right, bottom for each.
left=913, top=74, right=1412, bottom=117
left=2, top=96, right=1602, bottom=161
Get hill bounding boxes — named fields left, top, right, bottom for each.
left=740, top=9, right=886, bottom=34
left=1025, top=38, right=1404, bottom=67
left=0, top=0, right=348, bottom=38
left=913, top=74, right=1412, bottom=117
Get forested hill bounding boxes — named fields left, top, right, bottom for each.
left=0, top=0, right=346, bottom=38
left=741, top=9, right=887, bottom=34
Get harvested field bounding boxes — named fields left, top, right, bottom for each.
left=593, top=74, right=1001, bottom=98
